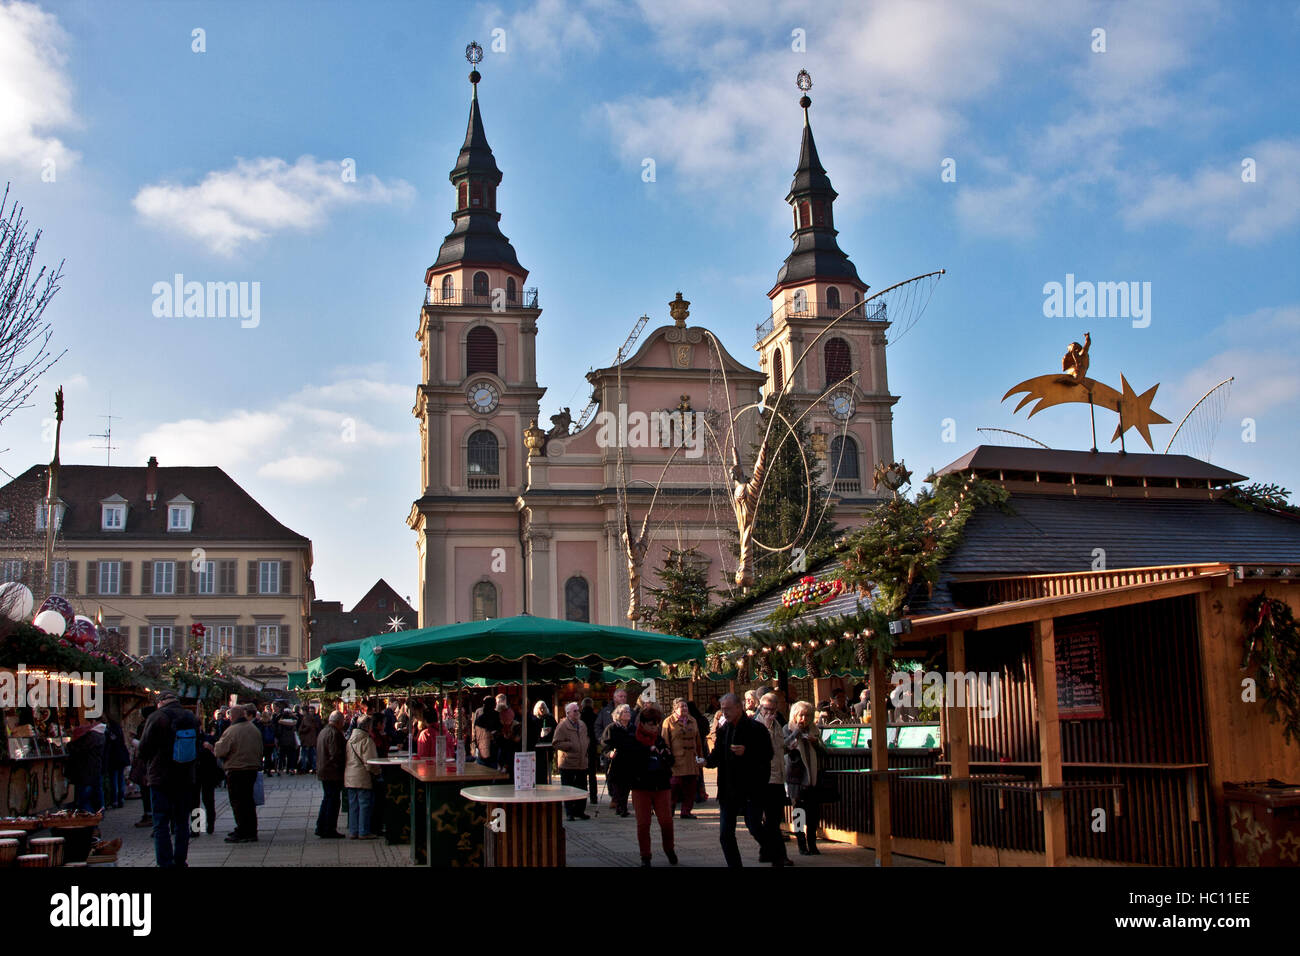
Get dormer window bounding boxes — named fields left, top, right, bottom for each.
left=35, top=499, right=66, bottom=532
left=167, top=495, right=194, bottom=532
left=101, top=495, right=127, bottom=531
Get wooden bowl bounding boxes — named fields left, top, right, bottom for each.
left=0, top=839, right=19, bottom=866
left=17, top=854, right=50, bottom=868
left=29, top=836, right=64, bottom=868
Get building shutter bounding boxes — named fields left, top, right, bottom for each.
left=279, top=623, right=289, bottom=658
left=121, top=561, right=132, bottom=595
left=242, top=625, right=255, bottom=656
left=67, top=562, right=77, bottom=595
left=466, top=326, right=498, bottom=375
left=87, top=561, right=98, bottom=595
left=137, top=626, right=148, bottom=656
left=29, top=560, right=44, bottom=593
left=220, top=560, right=236, bottom=595
left=247, top=560, right=258, bottom=595
left=280, top=560, right=291, bottom=594
left=176, top=562, right=188, bottom=596
left=142, top=560, right=153, bottom=595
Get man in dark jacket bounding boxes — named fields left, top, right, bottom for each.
left=275, top=705, right=300, bottom=774
left=705, top=693, right=774, bottom=867
left=314, top=711, right=347, bottom=838
left=103, top=718, right=130, bottom=808
left=67, top=719, right=106, bottom=812
left=297, top=705, right=322, bottom=773
left=137, top=691, right=200, bottom=867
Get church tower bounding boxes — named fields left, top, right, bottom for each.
left=755, top=71, right=897, bottom=518
left=409, top=47, right=543, bottom=626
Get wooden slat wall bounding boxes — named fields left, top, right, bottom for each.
left=821, top=594, right=1217, bottom=865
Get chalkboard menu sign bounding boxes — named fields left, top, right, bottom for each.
left=821, top=727, right=858, bottom=749
left=1055, top=625, right=1106, bottom=719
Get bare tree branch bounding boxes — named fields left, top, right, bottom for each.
left=0, top=183, right=67, bottom=429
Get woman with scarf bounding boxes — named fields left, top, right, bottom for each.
left=621, top=707, right=677, bottom=867
left=784, top=700, right=829, bottom=855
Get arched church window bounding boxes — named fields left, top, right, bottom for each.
left=466, top=326, right=497, bottom=375
left=830, top=435, right=860, bottom=485
left=506, top=277, right=517, bottom=303
left=826, top=286, right=841, bottom=313
left=825, top=337, right=851, bottom=387
left=565, top=576, right=590, bottom=623
left=799, top=201, right=810, bottom=228
left=853, top=290, right=862, bottom=317
left=470, top=184, right=483, bottom=208
left=792, top=289, right=808, bottom=314
left=458, top=182, right=468, bottom=209
left=772, top=348, right=785, bottom=393
left=441, top=275, right=454, bottom=300
left=813, top=201, right=826, bottom=226
left=473, top=271, right=490, bottom=299
left=467, top=430, right=500, bottom=489
left=472, top=580, right=498, bottom=621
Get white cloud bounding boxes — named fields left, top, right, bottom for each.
left=117, top=370, right=416, bottom=485
left=257, top=455, right=344, bottom=483
left=1122, top=139, right=1300, bottom=243
left=132, top=156, right=414, bottom=256
left=132, top=411, right=292, bottom=466
left=487, top=0, right=602, bottom=60
left=954, top=175, right=1047, bottom=239
left=0, top=1, right=79, bottom=173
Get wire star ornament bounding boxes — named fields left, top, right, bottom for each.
left=386, top=615, right=407, bottom=633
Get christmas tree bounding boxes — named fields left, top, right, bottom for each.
left=644, top=547, right=715, bottom=639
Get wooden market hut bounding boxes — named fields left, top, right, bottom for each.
left=706, top=446, right=1300, bottom=866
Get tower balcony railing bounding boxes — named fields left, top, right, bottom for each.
left=756, top=299, right=886, bottom=342
left=424, top=286, right=539, bottom=310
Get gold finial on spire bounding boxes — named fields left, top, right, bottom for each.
left=669, top=292, right=690, bottom=328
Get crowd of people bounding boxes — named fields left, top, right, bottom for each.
left=71, top=682, right=846, bottom=868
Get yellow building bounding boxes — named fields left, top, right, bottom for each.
left=0, top=456, right=314, bottom=691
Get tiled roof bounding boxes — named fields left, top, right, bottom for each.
left=351, top=579, right=415, bottom=615
left=708, top=558, right=871, bottom=642
left=912, top=494, right=1300, bottom=613
left=0, top=463, right=309, bottom=543
left=932, top=445, right=1247, bottom=484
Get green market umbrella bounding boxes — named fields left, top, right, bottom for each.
left=287, top=670, right=307, bottom=691
left=304, top=637, right=373, bottom=690
left=357, top=615, right=705, bottom=752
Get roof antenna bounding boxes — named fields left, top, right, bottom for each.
left=89, top=396, right=121, bottom=465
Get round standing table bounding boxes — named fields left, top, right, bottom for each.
left=461, top=784, right=589, bottom=867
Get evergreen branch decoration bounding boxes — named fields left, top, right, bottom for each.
left=1242, top=592, right=1300, bottom=744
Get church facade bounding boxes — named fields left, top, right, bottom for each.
left=408, top=68, right=898, bottom=627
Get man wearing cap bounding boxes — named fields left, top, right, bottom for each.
left=212, top=703, right=263, bottom=843
left=138, top=691, right=200, bottom=866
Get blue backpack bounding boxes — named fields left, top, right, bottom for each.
left=172, top=726, right=197, bottom=764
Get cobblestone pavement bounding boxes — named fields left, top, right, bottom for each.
left=100, top=770, right=933, bottom=868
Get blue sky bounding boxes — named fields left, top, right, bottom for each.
left=2, top=0, right=1298, bottom=606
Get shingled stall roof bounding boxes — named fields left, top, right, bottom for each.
left=0, top=463, right=309, bottom=542
left=914, top=493, right=1300, bottom=613
left=708, top=557, right=868, bottom=643
left=933, top=445, right=1247, bottom=487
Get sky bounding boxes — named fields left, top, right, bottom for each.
left=1, top=0, right=1298, bottom=607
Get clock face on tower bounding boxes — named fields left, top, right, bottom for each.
left=828, top=389, right=855, bottom=421
left=467, top=381, right=500, bottom=414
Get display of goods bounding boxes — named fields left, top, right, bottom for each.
left=17, top=854, right=50, bottom=868
left=40, top=810, right=102, bottom=828
left=0, top=839, right=19, bottom=866
left=0, top=817, right=42, bottom=831
left=780, top=575, right=846, bottom=608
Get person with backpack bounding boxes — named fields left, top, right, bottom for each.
left=137, top=691, right=200, bottom=868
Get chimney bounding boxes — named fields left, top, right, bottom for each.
left=146, top=455, right=158, bottom=509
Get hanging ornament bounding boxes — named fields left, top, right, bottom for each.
left=38, top=595, right=76, bottom=629
left=0, top=582, right=35, bottom=622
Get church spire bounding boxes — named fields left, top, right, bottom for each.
left=428, top=42, right=524, bottom=277
left=771, top=70, right=862, bottom=292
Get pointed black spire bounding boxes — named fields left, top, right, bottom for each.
left=430, top=46, right=524, bottom=274
left=773, top=72, right=862, bottom=290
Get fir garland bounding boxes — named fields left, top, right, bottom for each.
left=1242, top=592, right=1300, bottom=744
